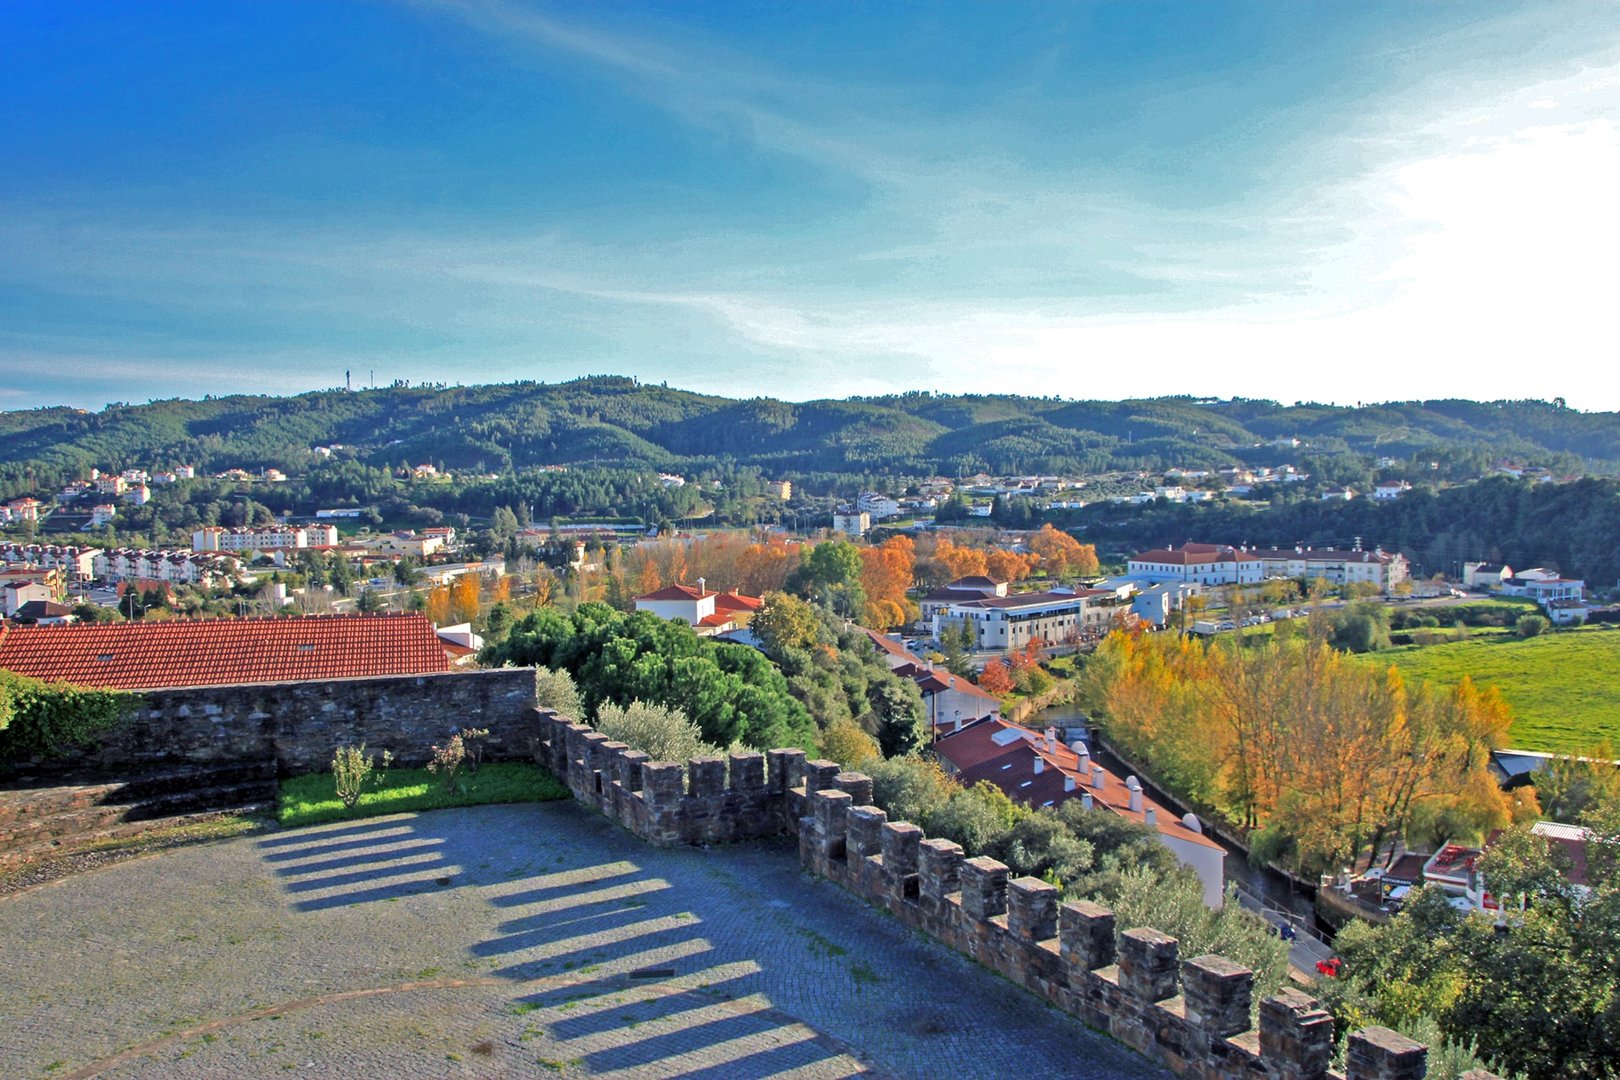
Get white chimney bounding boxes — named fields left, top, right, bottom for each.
left=1063, top=775, right=1076, bottom=792
left=1081, top=793, right=1093, bottom=810
left=1091, top=763, right=1105, bottom=789
left=1033, top=757, right=1044, bottom=774
left=1144, top=807, right=1157, bottom=827
left=697, top=577, right=706, bottom=593
left=1126, top=775, right=1143, bottom=813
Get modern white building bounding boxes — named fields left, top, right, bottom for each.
left=0, top=543, right=103, bottom=582
left=921, top=576, right=1119, bottom=650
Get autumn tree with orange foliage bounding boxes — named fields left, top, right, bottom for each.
left=450, top=574, right=481, bottom=623
left=1079, top=628, right=1521, bottom=874
left=1027, top=524, right=1099, bottom=579
left=977, top=658, right=1014, bottom=696
left=425, top=586, right=452, bottom=626
left=858, top=535, right=917, bottom=631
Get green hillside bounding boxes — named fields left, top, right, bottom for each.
left=3, top=379, right=1616, bottom=496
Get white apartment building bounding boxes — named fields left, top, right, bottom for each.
left=93, top=548, right=244, bottom=586
left=192, top=524, right=339, bottom=552
left=1126, top=544, right=1264, bottom=586
left=0, top=543, right=103, bottom=582
left=1247, top=545, right=1410, bottom=593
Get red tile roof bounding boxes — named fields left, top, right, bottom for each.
left=856, top=627, right=922, bottom=665
left=934, top=718, right=1223, bottom=850
left=697, top=612, right=737, bottom=628
left=635, top=584, right=714, bottom=602
left=713, top=592, right=763, bottom=613
left=0, top=613, right=451, bottom=690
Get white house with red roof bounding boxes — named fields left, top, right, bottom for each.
left=634, top=581, right=764, bottom=635
left=855, top=627, right=1000, bottom=728
left=934, top=717, right=1227, bottom=907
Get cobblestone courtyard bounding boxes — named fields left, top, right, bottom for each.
left=0, top=801, right=1169, bottom=1079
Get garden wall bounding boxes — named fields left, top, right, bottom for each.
left=75, top=668, right=539, bottom=775
left=531, top=709, right=1500, bottom=1080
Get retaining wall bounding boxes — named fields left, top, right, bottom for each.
left=531, top=710, right=1500, bottom=1080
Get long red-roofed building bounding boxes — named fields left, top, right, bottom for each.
left=0, top=613, right=451, bottom=691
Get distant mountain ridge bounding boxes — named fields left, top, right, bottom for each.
left=2, top=376, right=1616, bottom=487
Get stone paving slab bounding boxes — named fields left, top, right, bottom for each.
left=0, top=800, right=1169, bottom=1079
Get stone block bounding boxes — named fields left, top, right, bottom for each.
left=640, top=762, right=686, bottom=808
left=918, top=837, right=964, bottom=902
left=688, top=756, right=726, bottom=797
left=879, top=821, right=922, bottom=875
left=810, top=788, right=852, bottom=859
left=959, top=856, right=1010, bottom=920
left=615, top=749, right=649, bottom=792
left=802, top=759, right=843, bottom=794
left=845, top=805, right=887, bottom=859
left=1182, top=954, right=1254, bottom=1039
left=728, top=750, right=765, bottom=791
left=1007, top=876, right=1059, bottom=942
left=832, top=771, right=873, bottom=807
left=1259, top=988, right=1334, bottom=1080
left=1059, top=900, right=1116, bottom=972
left=1118, top=927, right=1179, bottom=1003
left=1346, top=1027, right=1427, bottom=1080
left=767, top=748, right=805, bottom=793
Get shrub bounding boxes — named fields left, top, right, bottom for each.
left=820, top=719, right=881, bottom=769
left=0, top=671, right=132, bottom=763
left=534, top=667, right=582, bottom=718
left=459, top=727, right=490, bottom=773
left=1516, top=614, right=1549, bottom=638
left=426, top=734, right=466, bottom=791
left=331, top=744, right=393, bottom=809
left=593, top=700, right=719, bottom=763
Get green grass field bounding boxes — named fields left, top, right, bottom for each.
left=278, top=762, right=569, bottom=827
left=1373, top=628, right=1620, bottom=754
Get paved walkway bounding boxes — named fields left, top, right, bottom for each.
left=0, top=801, right=1168, bottom=1079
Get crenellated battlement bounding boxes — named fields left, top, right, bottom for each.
left=528, top=708, right=1493, bottom=1080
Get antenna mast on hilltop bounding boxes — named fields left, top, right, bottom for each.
left=346, top=369, right=351, bottom=392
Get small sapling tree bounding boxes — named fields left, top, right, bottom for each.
left=331, top=744, right=393, bottom=810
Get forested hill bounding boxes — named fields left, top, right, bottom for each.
left=2, top=376, right=1617, bottom=490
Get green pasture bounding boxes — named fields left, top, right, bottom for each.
left=1372, top=627, right=1620, bottom=754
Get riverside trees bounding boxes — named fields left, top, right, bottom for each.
left=1078, top=629, right=1525, bottom=875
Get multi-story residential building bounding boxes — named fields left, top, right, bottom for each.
left=95, top=476, right=128, bottom=496
left=93, top=548, right=244, bottom=586
left=123, top=484, right=151, bottom=506
left=91, top=504, right=118, bottom=526
left=5, top=497, right=42, bottom=523
left=1126, top=543, right=1264, bottom=586
left=832, top=509, right=870, bottom=537
left=1247, top=545, right=1410, bottom=593
left=192, top=524, right=338, bottom=552
left=856, top=492, right=901, bottom=519
left=0, top=543, right=103, bottom=582
left=767, top=480, right=792, bottom=500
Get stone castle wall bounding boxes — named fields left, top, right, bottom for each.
left=531, top=710, right=1499, bottom=1080
left=74, top=668, right=540, bottom=774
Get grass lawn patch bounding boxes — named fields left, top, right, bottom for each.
left=278, top=762, right=569, bottom=828
left=1371, top=627, right=1620, bottom=754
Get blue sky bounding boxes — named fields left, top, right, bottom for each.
left=3, top=1, right=1619, bottom=410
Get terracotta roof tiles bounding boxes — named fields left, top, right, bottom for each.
left=0, top=613, right=451, bottom=690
